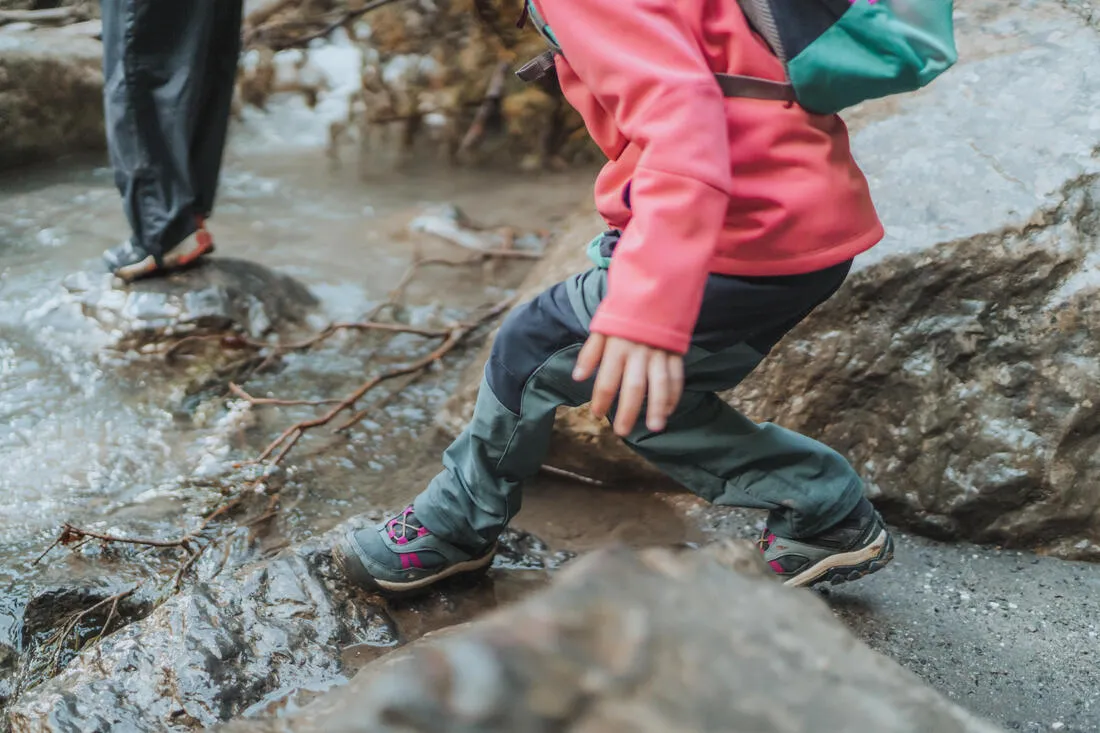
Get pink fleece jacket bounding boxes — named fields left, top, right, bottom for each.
left=533, top=0, right=885, bottom=354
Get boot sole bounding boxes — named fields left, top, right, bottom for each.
left=785, top=528, right=894, bottom=588
left=333, top=532, right=496, bottom=595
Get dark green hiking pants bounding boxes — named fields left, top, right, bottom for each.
left=415, top=250, right=864, bottom=549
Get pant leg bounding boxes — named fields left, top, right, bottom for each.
left=619, top=344, right=863, bottom=539
left=618, top=262, right=864, bottom=538
left=414, top=281, right=592, bottom=550
left=416, top=260, right=863, bottom=548
left=101, top=0, right=222, bottom=257
left=190, top=0, right=244, bottom=217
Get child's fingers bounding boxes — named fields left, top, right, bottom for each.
left=573, top=333, right=605, bottom=382
left=667, top=355, right=684, bottom=413
left=613, top=349, right=648, bottom=436
left=590, top=341, right=623, bottom=420
left=646, top=352, right=670, bottom=432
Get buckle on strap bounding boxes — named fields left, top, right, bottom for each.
left=714, top=73, right=797, bottom=102
left=516, top=50, right=556, bottom=83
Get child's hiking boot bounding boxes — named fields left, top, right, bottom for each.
left=334, top=505, right=496, bottom=594
left=757, top=497, right=893, bottom=588
left=104, top=217, right=215, bottom=283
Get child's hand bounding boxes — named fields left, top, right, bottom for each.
left=573, top=334, right=684, bottom=437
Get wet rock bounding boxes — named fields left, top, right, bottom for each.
left=440, top=0, right=1100, bottom=558
left=18, top=582, right=150, bottom=650
left=0, top=642, right=17, bottom=712
left=10, top=580, right=157, bottom=707
left=6, top=525, right=565, bottom=732
left=61, top=258, right=319, bottom=351
left=734, top=178, right=1100, bottom=559
left=216, top=541, right=1002, bottom=733
left=0, top=29, right=104, bottom=170
left=730, top=0, right=1100, bottom=559
left=7, top=537, right=391, bottom=732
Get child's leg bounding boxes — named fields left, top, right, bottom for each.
left=336, top=259, right=890, bottom=592
left=413, top=283, right=596, bottom=549
left=617, top=299, right=892, bottom=587
left=629, top=393, right=865, bottom=535
left=335, top=276, right=596, bottom=591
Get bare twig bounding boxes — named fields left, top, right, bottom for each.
left=93, top=593, right=125, bottom=647
left=243, top=494, right=281, bottom=528
left=45, top=587, right=136, bottom=674
left=335, top=370, right=426, bottom=432
left=32, top=535, right=65, bottom=566
left=459, top=62, right=510, bottom=156
left=40, top=496, right=247, bottom=566
left=53, top=523, right=197, bottom=554
left=173, top=542, right=209, bottom=591
left=539, top=465, right=608, bottom=487
left=247, top=320, right=451, bottom=355
left=246, top=0, right=407, bottom=50
left=230, top=383, right=344, bottom=407
left=250, top=297, right=512, bottom=466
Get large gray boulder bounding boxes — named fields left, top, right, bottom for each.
left=217, top=541, right=1003, bottom=733
left=439, top=0, right=1100, bottom=559
left=731, top=0, right=1100, bottom=559
left=6, top=528, right=568, bottom=732
left=0, top=28, right=104, bottom=170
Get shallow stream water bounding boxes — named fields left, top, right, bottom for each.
left=0, top=124, right=594, bottom=670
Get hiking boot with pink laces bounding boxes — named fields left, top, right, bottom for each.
left=757, top=497, right=894, bottom=587
left=334, top=505, right=496, bottom=594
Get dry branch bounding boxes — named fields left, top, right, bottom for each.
left=230, top=383, right=344, bottom=407
left=250, top=297, right=512, bottom=466
left=459, top=62, right=510, bottom=156
left=46, top=523, right=198, bottom=555
left=539, top=465, right=608, bottom=487
left=249, top=320, right=452, bottom=354
left=44, top=587, right=136, bottom=674
left=245, top=0, right=407, bottom=50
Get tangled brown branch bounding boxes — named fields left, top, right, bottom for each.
left=42, top=588, right=136, bottom=675
left=31, top=227, right=539, bottom=666
left=246, top=296, right=512, bottom=467
left=244, top=0, right=408, bottom=51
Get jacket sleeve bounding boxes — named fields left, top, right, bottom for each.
left=535, top=0, right=732, bottom=354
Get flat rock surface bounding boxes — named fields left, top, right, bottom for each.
left=216, top=542, right=1002, bottom=733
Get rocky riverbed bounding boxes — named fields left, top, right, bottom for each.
left=2, top=0, right=1100, bottom=731
left=0, top=134, right=593, bottom=729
